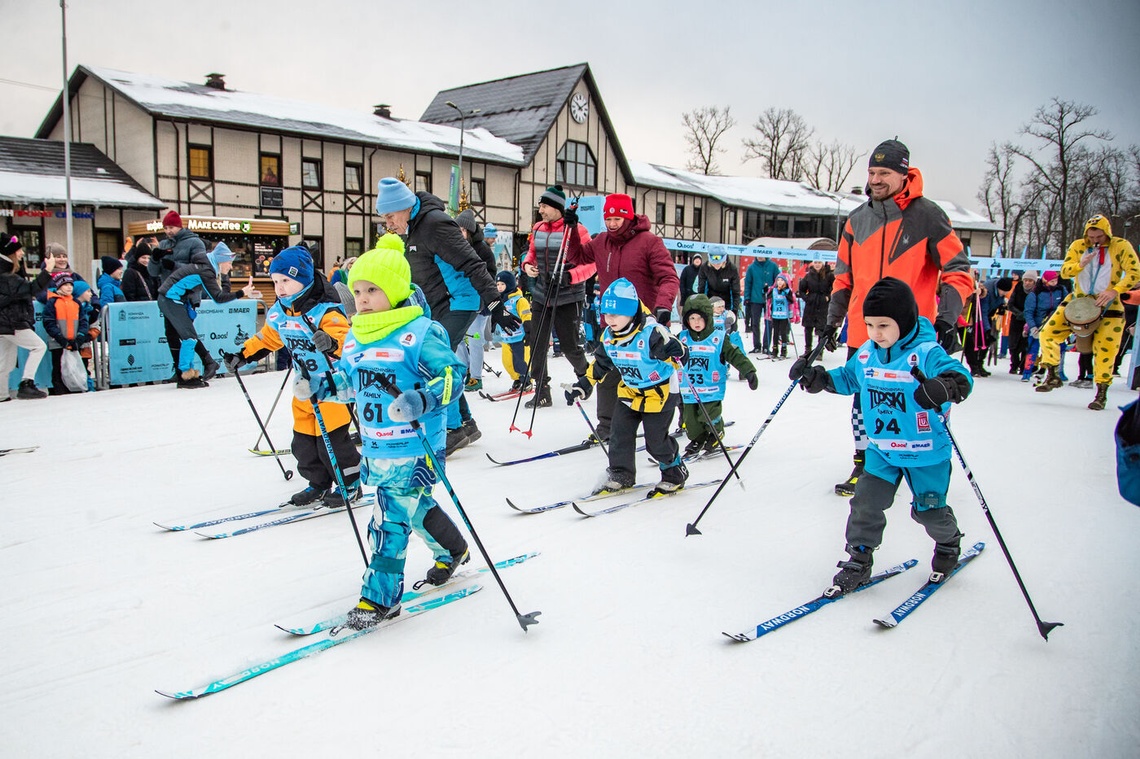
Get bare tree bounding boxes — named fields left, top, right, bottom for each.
left=681, top=106, right=735, bottom=175
left=741, top=107, right=814, bottom=181
left=1009, top=97, right=1112, bottom=247
left=804, top=139, right=863, bottom=192
left=977, top=142, right=1022, bottom=255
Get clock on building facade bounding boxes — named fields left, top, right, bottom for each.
left=570, top=93, right=589, bottom=123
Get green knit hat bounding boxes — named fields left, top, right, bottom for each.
left=348, top=233, right=413, bottom=306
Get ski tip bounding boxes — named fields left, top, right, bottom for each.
left=153, top=522, right=182, bottom=531
left=721, top=631, right=750, bottom=643
left=902, top=559, right=919, bottom=569
left=685, top=523, right=702, bottom=536
left=517, top=611, right=542, bottom=632
left=155, top=688, right=196, bottom=700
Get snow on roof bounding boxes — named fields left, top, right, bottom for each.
left=0, top=170, right=164, bottom=208
left=930, top=198, right=1002, bottom=232
left=82, top=66, right=525, bottom=166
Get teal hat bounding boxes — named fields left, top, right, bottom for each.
left=599, top=277, right=641, bottom=317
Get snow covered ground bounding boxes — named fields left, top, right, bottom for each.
left=2, top=347, right=1138, bottom=758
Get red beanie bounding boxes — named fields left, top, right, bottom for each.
left=603, top=194, right=634, bottom=220
left=163, top=211, right=182, bottom=228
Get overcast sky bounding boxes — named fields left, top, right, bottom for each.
left=4, top=0, right=1139, bottom=215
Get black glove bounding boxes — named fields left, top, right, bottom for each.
left=65, top=339, right=79, bottom=350
left=935, top=320, right=962, bottom=354
left=490, top=303, right=522, bottom=333
left=222, top=351, right=247, bottom=372
left=823, top=325, right=839, bottom=353
left=789, top=356, right=810, bottom=381
left=559, top=267, right=575, bottom=288
left=562, top=207, right=579, bottom=228
left=798, top=364, right=831, bottom=393
left=564, top=376, right=592, bottom=405
left=654, top=308, right=671, bottom=327
left=311, top=329, right=335, bottom=354
left=914, top=377, right=952, bottom=410
left=745, top=372, right=758, bottom=391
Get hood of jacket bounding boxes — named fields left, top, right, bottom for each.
left=682, top=293, right=715, bottom=339
left=607, top=214, right=651, bottom=244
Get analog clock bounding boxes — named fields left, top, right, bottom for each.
left=570, top=93, right=589, bottom=123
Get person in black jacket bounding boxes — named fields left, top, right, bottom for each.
left=454, top=209, right=498, bottom=393
left=122, top=238, right=160, bottom=302
left=995, top=270, right=1035, bottom=375
left=797, top=261, right=834, bottom=356
left=678, top=252, right=703, bottom=308
left=373, top=178, right=499, bottom=450
left=0, top=236, right=48, bottom=399
left=699, top=246, right=741, bottom=315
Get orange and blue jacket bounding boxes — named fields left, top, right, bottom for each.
left=828, top=167, right=974, bottom=346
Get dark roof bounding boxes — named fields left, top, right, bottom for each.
left=0, top=136, right=163, bottom=208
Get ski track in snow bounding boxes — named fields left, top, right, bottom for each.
left=1, top=349, right=1138, bottom=757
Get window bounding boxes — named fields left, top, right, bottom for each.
left=344, top=163, right=362, bottom=194
left=555, top=140, right=597, bottom=188
left=301, top=159, right=322, bottom=189
left=95, top=230, right=120, bottom=259
left=415, top=171, right=432, bottom=194
left=345, top=238, right=364, bottom=258
left=189, top=145, right=213, bottom=180
left=675, top=206, right=685, bottom=226
left=693, top=208, right=702, bottom=230
left=727, top=209, right=737, bottom=231
left=470, top=178, right=485, bottom=206
left=655, top=202, right=666, bottom=225
left=260, top=154, right=281, bottom=186
left=743, top=210, right=762, bottom=239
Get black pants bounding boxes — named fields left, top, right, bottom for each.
left=608, top=394, right=681, bottom=483
left=594, top=369, right=620, bottom=440
left=747, top=303, right=766, bottom=352
left=435, top=308, right=476, bottom=426
left=293, top=426, right=360, bottom=490
left=1007, top=319, right=1027, bottom=372
left=528, top=300, right=588, bottom=386
left=803, top=325, right=825, bottom=356
left=158, top=296, right=211, bottom=373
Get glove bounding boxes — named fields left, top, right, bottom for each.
left=388, top=388, right=436, bottom=422
left=222, top=351, right=247, bottom=372
left=562, top=206, right=579, bottom=228
left=798, top=364, right=831, bottom=394
left=654, top=308, right=671, bottom=327
left=311, top=329, right=335, bottom=354
left=293, top=378, right=312, bottom=401
left=563, top=376, right=592, bottom=405
left=935, top=320, right=962, bottom=354
left=788, top=356, right=811, bottom=381
left=558, top=267, right=575, bottom=288
left=914, top=376, right=952, bottom=410
left=822, top=325, right=839, bottom=352
left=745, top=372, right=758, bottom=391
left=490, top=303, right=522, bottom=333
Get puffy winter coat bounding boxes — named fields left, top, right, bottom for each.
left=525, top=215, right=594, bottom=307
left=1023, top=283, right=1067, bottom=330
left=744, top=259, right=779, bottom=305
left=405, top=192, right=499, bottom=318
left=0, top=257, right=35, bottom=334
left=699, top=260, right=741, bottom=314
left=566, top=214, right=679, bottom=317
left=797, top=267, right=833, bottom=330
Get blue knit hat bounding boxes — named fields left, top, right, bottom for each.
left=483, top=222, right=498, bottom=239
left=375, top=177, right=416, bottom=215
left=72, top=279, right=91, bottom=298
left=269, top=246, right=315, bottom=287
left=211, top=242, right=235, bottom=264
left=599, top=277, right=641, bottom=317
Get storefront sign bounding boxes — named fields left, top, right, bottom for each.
left=1, top=208, right=95, bottom=219
left=128, top=216, right=291, bottom=237
left=260, top=186, right=283, bottom=208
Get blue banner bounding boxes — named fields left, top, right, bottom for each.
left=664, top=238, right=838, bottom=263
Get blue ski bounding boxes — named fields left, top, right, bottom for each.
left=156, top=585, right=482, bottom=700
left=571, top=479, right=724, bottom=517
left=873, top=542, right=985, bottom=629
left=194, top=496, right=373, bottom=539
left=155, top=506, right=298, bottom=532
left=276, top=552, right=540, bottom=635
left=723, top=559, right=919, bottom=642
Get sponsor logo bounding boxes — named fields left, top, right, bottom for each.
left=399, top=332, right=417, bottom=347
left=916, top=411, right=931, bottom=433
left=890, top=441, right=909, bottom=449
left=910, top=440, right=933, bottom=450
left=358, top=368, right=397, bottom=392
left=619, top=365, right=643, bottom=381
left=868, top=388, right=906, bottom=412
left=907, top=353, right=919, bottom=367
left=689, top=356, right=711, bottom=371
left=859, top=350, right=870, bottom=363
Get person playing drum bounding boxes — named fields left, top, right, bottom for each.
left=1035, top=214, right=1140, bottom=410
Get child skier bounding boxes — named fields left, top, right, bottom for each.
left=491, top=270, right=532, bottom=392
left=766, top=273, right=797, bottom=358
left=678, top=294, right=758, bottom=457
left=309, top=234, right=470, bottom=629
left=564, top=278, right=689, bottom=496
left=223, top=245, right=361, bottom=508
left=790, top=277, right=973, bottom=593
left=709, top=296, right=747, bottom=357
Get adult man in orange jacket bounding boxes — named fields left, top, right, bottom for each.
left=822, top=139, right=974, bottom=496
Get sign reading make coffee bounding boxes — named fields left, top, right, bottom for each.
left=127, top=216, right=291, bottom=237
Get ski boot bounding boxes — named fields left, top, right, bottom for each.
left=834, top=452, right=865, bottom=497
left=650, top=461, right=689, bottom=497
left=322, top=483, right=361, bottom=509
left=1088, top=383, right=1109, bottom=411
left=423, top=549, right=471, bottom=586
left=683, top=436, right=706, bottom=458
left=828, top=547, right=873, bottom=596
left=1034, top=364, right=1063, bottom=392
left=460, top=417, right=482, bottom=445
left=464, top=377, right=483, bottom=392
left=344, top=598, right=401, bottom=630
left=591, top=470, right=635, bottom=497
left=524, top=381, right=552, bottom=408
left=289, top=485, right=329, bottom=507
left=445, top=425, right=470, bottom=455
left=930, top=539, right=961, bottom=583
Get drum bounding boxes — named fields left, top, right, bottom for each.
left=1063, top=295, right=1103, bottom=353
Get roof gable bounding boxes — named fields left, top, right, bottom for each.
left=0, top=136, right=163, bottom=208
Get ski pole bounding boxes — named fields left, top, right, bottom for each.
left=483, top=361, right=502, bottom=378
left=570, top=397, right=608, bottom=458
left=378, top=374, right=540, bottom=632
left=295, top=359, right=369, bottom=567
left=910, top=365, right=1063, bottom=641
left=232, top=368, right=294, bottom=481
left=252, top=364, right=293, bottom=452
left=685, top=340, right=828, bottom=536
left=681, top=375, right=743, bottom=486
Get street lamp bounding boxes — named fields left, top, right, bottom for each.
left=445, top=101, right=480, bottom=212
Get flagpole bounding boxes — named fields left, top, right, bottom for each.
left=61, top=1, right=74, bottom=258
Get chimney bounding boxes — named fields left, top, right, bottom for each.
left=204, top=73, right=226, bottom=90
left=373, top=104, right=392, bottom=119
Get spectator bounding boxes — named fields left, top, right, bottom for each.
left=41, top=271, right=90, bottom=395
left=154, top=211, right=206, bottom=274
left=31, top=242, right=84, bottom=299
left=798, top=260, right=833, bottom=356
left=996, top=270, right=1035, bottom=375
left=678, top=252, right=704, bottom=308
left=454, top=209, right=497, bottom=394
left=0, top=236, right=48, bottom=399
left=699, top=245, right=741, bottom=316
left=97, top=256, right=126, bottom=305
left=744, top=255, right=780, bottom=354
left=122, top=239, right=159, bottom=301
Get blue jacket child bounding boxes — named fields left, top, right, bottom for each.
left=313, top=234, right=470, bottom=630
left=791, top=277, right=974, bottom=594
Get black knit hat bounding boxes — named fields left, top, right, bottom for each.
left=101, top=255, right=123, bottom=275
left=868, top=138, right=910, bottom=175
left=538, top=185, right=566, bottom=213
left=1, top=235, right=22, bottom=259
left=862, top=276, right=918, bottom=339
